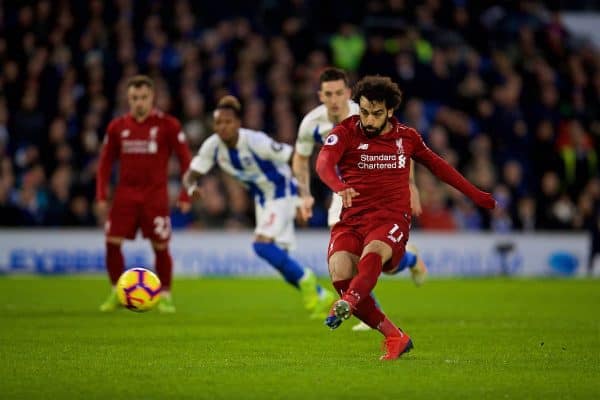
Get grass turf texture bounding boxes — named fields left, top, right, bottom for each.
left=0, top=277, right=598, bottom=399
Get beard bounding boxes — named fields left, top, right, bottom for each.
left=134, top=107, right=149, bottom=119
left=361, top=120, right=387, bottom=138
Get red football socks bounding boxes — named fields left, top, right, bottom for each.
left=154, top=247, right=173, bottom=291
left=332, top=278, right=352, bottom=297
left=354, top=295, right=385, bottom=328
left=106, top=242, right=124, bottom=285
left=333, top=278, right=386, bottom=329
left=343, top=252, right=383, bottom=308
left=377, top=317, right=402, bottom=338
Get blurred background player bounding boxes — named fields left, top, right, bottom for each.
left=316, top=76, right=496, bottom=360
left=96, top=75, right=192, bottom=313
left=292, top=67, right=427, bottom=331
left=183, top=95, right=334, bottom=318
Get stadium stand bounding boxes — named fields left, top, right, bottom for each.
left=0, top=0, right=598, bottom=232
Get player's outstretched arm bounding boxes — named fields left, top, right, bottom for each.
left=412, top=135, right=495, bottom=209
left=182, top=169, right=203, bottom=200
left=417, top=150, right=495, bottom=209
left=292, top=152, right=314, bottom=222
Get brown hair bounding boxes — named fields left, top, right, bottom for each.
left=319, top=67, right=349, bottom=87
left=126, top=75, right=155, bottom=90
left=352, top=75, right=402, bottom=111
left=216, top=95, right=242, bottom=118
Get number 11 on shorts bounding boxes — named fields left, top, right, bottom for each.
left=387, top=223, right=404, bottom=243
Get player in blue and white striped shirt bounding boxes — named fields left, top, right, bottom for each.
left=183, top=95, right=334, bottom=319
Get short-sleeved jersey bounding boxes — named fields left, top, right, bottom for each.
left=295, top=101, right=359, bottom=157
left=319, top=115, right=436, bottom=221
left=96, top=110, right=192, bottom=202
left=190, top=128, right=297, bottom=205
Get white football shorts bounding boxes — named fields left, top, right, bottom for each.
left=254, top=196, right=297, bottom=249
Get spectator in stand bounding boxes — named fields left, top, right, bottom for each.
left=0, top=1, right=597, bottom=235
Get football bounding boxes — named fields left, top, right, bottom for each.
left=116, top=268, right=162, bottom=312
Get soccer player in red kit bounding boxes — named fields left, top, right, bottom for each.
left=316, top=76, right=496, bottom=360
left=96, top=75, right=192, bottom=313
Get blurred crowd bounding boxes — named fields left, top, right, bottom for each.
left=0, top=0, right=599, bottom=234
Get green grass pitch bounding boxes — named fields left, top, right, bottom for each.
left=0, top=277, right=598, bottom=399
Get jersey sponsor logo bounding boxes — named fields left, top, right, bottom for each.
left=357, top=153, right=407, bottom=170
left=122, top=139, right=155, bottom=154
left=398, top=154, right=407, bottom=168
left=357, top=143, right=369, bottom=150
left=325, top=134, right=338, bottom=146
left=395, top=138, right=404, bottom=154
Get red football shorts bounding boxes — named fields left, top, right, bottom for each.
left=328, top=215, right=410, bottom=272
left=106, top=192, right=171, bottom=243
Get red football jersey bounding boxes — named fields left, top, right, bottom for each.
left=317, top=115, right=493, bottom=222
left=96, top=110, right=192, bottom=203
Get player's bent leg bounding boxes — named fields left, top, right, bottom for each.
left=325, top=251, right=358, bottom=329
left=362, top=304, right=413, bottom=361
left=352, top=291, right=388, bottom=331
left=252, top=236, right=331, bottom=316
left=379, top=314, right=414, bottom=361
left=298, top=268, right=336, bottom=319
left=340, top=241, right=391, bottom=310
left=406, top=243, right=427, bottom=286
left=100, top=236, right=125, bottom=312
left=382, top=243, right=428, bottom=287
left=152, top=240, right=176, bottom=313
left=307, top=277, right=336, bottom=320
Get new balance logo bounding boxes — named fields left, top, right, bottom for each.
left=357, top=143, right=369, bottom=150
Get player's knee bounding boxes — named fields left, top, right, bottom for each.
left=151, top=241, right=169, bottom=251
left=254, top=234, right=273, bottom=243
left=106, top=236, right=124, bottom=246
left=358, top=252, right=384, bottom=275
left=328, top=252, right=355, bottom=281
left=362, top=241, right=392, bottom=263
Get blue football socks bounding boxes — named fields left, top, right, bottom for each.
left=395, top=251, right=417, bottom=273
left=253, top=242, right=305, bottom=287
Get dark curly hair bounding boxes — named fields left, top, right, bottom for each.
left=352, top=75, right=403, bottom=111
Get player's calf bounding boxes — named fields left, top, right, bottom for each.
left=382, top=243, right=428, bottom=286
left=406, top=243, right=427, bottom=286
